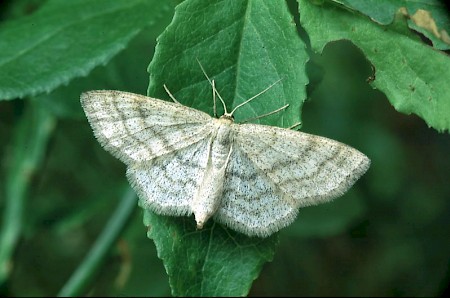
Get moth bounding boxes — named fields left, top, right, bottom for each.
left=81, top=75, right=370, bottom=237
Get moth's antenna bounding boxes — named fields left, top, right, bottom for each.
left=196, top=58, right=228, bottom=115
left=163, top=84, right=181, bottom=104
left=241, top=104, right=289, bottom=123
left=230, top=78, right=283, bottom=115
left=241, top=103, right=302, bottom=130
left=212, top=80, right=217, bottom=117
left=288, top=122, right=302, bottom=130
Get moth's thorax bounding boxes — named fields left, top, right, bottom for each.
left=211, top=116, right=234, bottom=158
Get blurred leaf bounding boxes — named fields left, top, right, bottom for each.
left=0, top=0, right=171, bottom=100
left=0, top=3, right=174, bottom=291
left=364, top=124, right=406, bottom=200
left=0, top=0, right=45, bottom=20
left=143, top=211, right=278, bottom=297
left=300, top=0, right=450, bottom=133
left=57, top=187, right=137, bottom=297
left=284, top=192, right=366, bottom=238
left=0, top=99, right=56, bottom=284
left=109, top=214, right=170, bottom=297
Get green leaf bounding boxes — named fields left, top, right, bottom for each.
left=38, top=26, right=172, bottom=120
left=148, top=0, right=308, bottom=128
left=143, top=211, right=278, bottom=297
left=332, top=0, right=400, bottom=24
left=299, top=0, right=450, bottom=133
left=332, top=0, right=450, bottom=50
left=0, top=0, right=171, bottom=100
left=145, top=0, right=308, bottom=296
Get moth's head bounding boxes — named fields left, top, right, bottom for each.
left=219, top=113, right=234, bottom=123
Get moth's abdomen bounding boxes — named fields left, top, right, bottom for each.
left=192, top=120, right=234, bottom=229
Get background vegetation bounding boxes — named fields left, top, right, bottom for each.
left=0, top=0, right=449, bottom=296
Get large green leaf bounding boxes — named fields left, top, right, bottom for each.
left=299, top=0, right=450, bottom=133
left=0, top=0, right=170, bottom=100
left=145, top=0, right=309, bottom=296
left=148, top=0, right=307, bottom=127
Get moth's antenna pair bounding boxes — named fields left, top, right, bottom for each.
left=162, top=61, right=227, bottom=116
left=196, top=59, right=285, bottom=120
left=164, top=59, right=298, bottom=126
